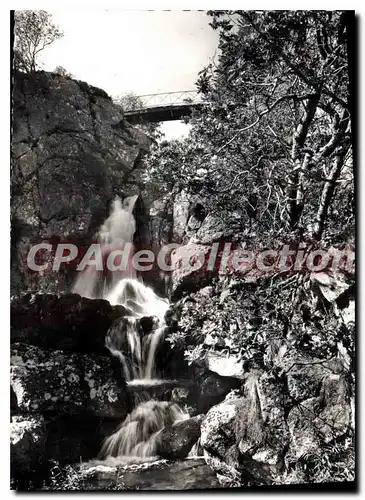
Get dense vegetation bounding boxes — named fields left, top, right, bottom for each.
left=146, top=10, right=355, bottom=444
left=144, top=11, right=354, bottom=244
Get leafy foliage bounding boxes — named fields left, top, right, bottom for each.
left=53, top=65, right=74, bottom=78
left=167, top=272, right=354, bottom=370
left=149, top=15, right=355, bottom=418
left=14, top=11, right=63, bottom=73
left=284, top=432, right=355, bottom=484
left=144, top=11, right=354, bottom=244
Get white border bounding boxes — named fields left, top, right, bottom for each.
left=1, top=3, right=363, bottom=498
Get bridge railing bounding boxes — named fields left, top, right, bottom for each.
left=130, top=91, right=202, bottom=111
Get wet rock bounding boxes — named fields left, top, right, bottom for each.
left=77, top=458, right=222, bottom=490
left=156, top=415, right=204, bottom=460
left=11, top=293, right=127, bottom=354
left=170, top=387, right=190, bottom=405
left=11, top=343, right=129, bottom=418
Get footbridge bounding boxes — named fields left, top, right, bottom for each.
left=124, top=91, right=204, bottom=123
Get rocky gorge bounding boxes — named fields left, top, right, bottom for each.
left=11, top=71, right=355, bottom=491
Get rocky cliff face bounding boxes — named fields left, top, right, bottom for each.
left=11, top=71, right=152, bottom=294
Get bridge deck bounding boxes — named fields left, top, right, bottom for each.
left=123, top=90, right=203, bottom=123
left=124, top=102, right=203, bottom=123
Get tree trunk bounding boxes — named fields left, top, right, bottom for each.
left=312, top=143, right=350, bottom=240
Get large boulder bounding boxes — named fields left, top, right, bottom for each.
left=12, top=71, right=151, bottom=294
left=156, top=415, right=204, bottom=459
left=201, top=378, right=288, bottom=487
left=200, top=391, right=244, bottom=486
left=286, top=372, right=351, bottom=465
left=11, top=293, right=127, bottom=354
left=11, top=343, right=129, bottom=418
left=201, top=362, right=353, bottom=487
left=192, top=213, right=242, bottom=245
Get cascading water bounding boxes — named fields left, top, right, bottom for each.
left=73, top=196, right=137, bottom=299
left=73, top=196, right=191, bottom=463
left=99, top=400, right=188, bottom=460
left=105, top=279, right=169, bottom=381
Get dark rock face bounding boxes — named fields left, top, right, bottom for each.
left=10, top=291, right=132, bottom=489
left=11, top=71, right=151, bottom=295
left=195, top=373, right=241, bottom=414
left=45, top=414, right=121, bottom=467
left=11, top=343, right=129, bottom=418
left=156, top=415, right=204, bottom=460
left=11, top=293, right=127, bottom=354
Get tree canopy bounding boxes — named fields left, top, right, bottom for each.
left=144, top=10, right=354, bottom=247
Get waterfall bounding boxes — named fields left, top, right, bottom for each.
left=74, top=195, right=169, bottom=381
left=72, top=196, right=137, bottom=299
left=72, top=196, right=191, bottom=462
left=105, top=278, right=169, bottom=381
left=99, top=401, right=188, bottom=460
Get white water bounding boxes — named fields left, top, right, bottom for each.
left=73, top=195, right=169, bottom=381
left=72, top=196, right=191, bottom=461
left=72, top=196, right=137, bottom=299
left=99, top=400, right=188, bottom=459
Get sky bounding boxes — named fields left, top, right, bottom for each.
left=38, top=10, right=219, bottom=140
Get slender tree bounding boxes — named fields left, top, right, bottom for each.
left=14, top=10, right=63, bottom=73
